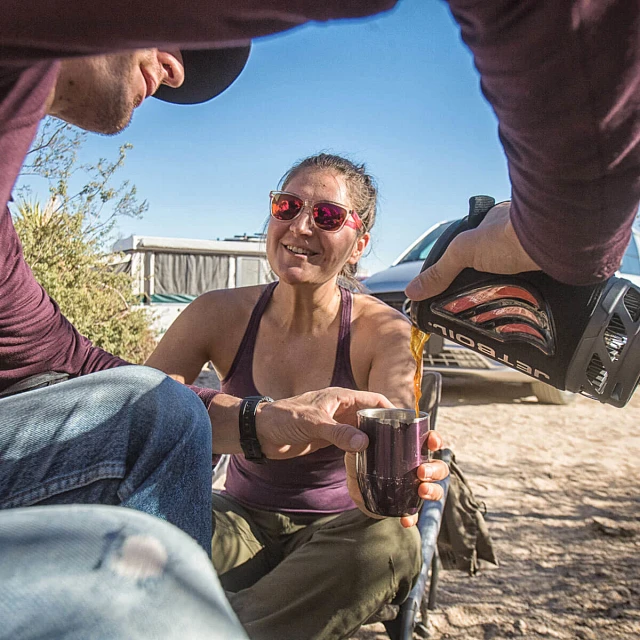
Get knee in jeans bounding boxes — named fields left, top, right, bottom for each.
left=108, top=366, right=177, bottom=399
left=109, top=366, right=210, bottom=441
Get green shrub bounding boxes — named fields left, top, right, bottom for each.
left=13, top=120, right=156, bottom=363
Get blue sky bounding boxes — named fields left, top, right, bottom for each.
left=33, top=0, right=513, bottom=275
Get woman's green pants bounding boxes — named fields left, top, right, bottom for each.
left=211, top=492, right=422, bottom=640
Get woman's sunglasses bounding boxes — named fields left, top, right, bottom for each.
left=270, top=191, right=363, bottom=233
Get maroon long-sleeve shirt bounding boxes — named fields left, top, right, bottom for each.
left=1, top=0, right=638, bottom=393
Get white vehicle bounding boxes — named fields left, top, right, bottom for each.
left=364, top=222, right=640, bottom=405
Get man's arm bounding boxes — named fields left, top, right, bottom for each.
left=453, top=0, right=640, bottom=284
left=408, top=0, right=640, bottom=299
left=2, top=1, right=397, bottom=62
left=206, top=386, right=397, bottom=458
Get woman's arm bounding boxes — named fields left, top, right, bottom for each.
left=145, top=292, right=221, bottom=384
left=356, top=297, right=416, bottom=408
left=347, top=296, right=448, bottom=527
left=146, top=286, right=256, bottom=383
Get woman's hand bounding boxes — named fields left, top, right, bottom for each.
left=344, top=430, right=450, bottom=528
left=255, top=387, right=394, bottom=459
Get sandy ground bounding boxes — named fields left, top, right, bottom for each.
left=356, top=378, right=640, bottom=640
left=196, top=369, right=640, bottom=639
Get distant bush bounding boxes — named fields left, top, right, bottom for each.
left=12, top=120, right=156, bottom=363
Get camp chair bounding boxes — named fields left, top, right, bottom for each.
left=365, top=371, right=452, bottom=640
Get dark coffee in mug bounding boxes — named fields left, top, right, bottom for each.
left=355, top=408, right=430, bottom=517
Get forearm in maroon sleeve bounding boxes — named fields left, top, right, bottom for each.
left=447, top=0, right=640, bottom=284
left=52, top=334, right=221, bottom=410
left=55, top=339, right=221, bottom=411
left=186, top=385, right=224, bottom=466
left=186, top=384, right=221, bottom=410
left=1, top=1, right=397, bottom=62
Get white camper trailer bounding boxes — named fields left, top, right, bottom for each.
left=112, top=234, right=274, bottom=338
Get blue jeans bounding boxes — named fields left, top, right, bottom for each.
left=0, top=505, right=247, bottom=639
left=0, top=366, right=212, bottom=548
left=0, top=366, right=247, bottom=639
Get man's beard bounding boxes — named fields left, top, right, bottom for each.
left=53, top=52, right=150, bottom=135
left=82, top=55, right=140, bottom=135
left=91, top=84, right=136, bottom=135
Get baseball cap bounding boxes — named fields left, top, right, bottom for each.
left=154, top=44, right=251, bottom=105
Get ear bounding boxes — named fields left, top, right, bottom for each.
left=347, top=232, right=370, bottom=265
left=156, top=50, right=185, bottom=89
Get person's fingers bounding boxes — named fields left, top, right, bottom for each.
left=400, top=513, right=419, bottom=528
left=330, top=389, right=395, bottom=422
left=419, top=482, right=444, bottom=502
left=405, top=202, right=540, bottom=302
left=416, top=460, right=447, bottom=502
left=258, top=391, right=383, bottom=457
left=425, top=430, right=443, bottom=451
left=347, top=389, right=395, bottom=408
left=302, top=387, right=392, bottom=414
left=307, top=421, right=368, bottom=453
left=405, top=233, right=468, bottom=301
left=417, top=460, right=449, bottom=482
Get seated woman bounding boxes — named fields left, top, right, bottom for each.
left=147, top=153, right=447, bottom=640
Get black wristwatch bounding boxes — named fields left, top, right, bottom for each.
left=239, top=395, right=273, bottom=463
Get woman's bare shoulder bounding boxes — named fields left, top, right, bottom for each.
left=350, top=291, right=411, bottom=352
left=193, top=284, right=269, bottom=321
left=351, top=292, right=411, bottom=331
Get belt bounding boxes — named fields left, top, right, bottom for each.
left=0, top=372, right=70, bottom=399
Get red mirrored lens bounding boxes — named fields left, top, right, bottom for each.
left=313, top=202, right=348, bottom=231
left=271, top=194, right=303, bottom=221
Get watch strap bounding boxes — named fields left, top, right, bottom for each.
left=239, top=395, right=273, bottom=463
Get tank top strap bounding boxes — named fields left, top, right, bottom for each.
left=330, top=286, right=358, bottom=389
left=221, top=281, right=278, bottom=387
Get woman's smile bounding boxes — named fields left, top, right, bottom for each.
left=283, top=243, right=318, bottom=258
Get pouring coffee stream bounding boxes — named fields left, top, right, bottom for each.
left=410, top=325, right=429, bottom=417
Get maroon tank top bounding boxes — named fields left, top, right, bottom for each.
left=221, top=281, right=358, bottom=514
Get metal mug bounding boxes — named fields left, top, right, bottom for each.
left=355, top=408, right=430, bottom=517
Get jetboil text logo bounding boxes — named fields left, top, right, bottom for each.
left=408, top=282, right=555, bottom=381
left=427, top=321, right=551, bottom=381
